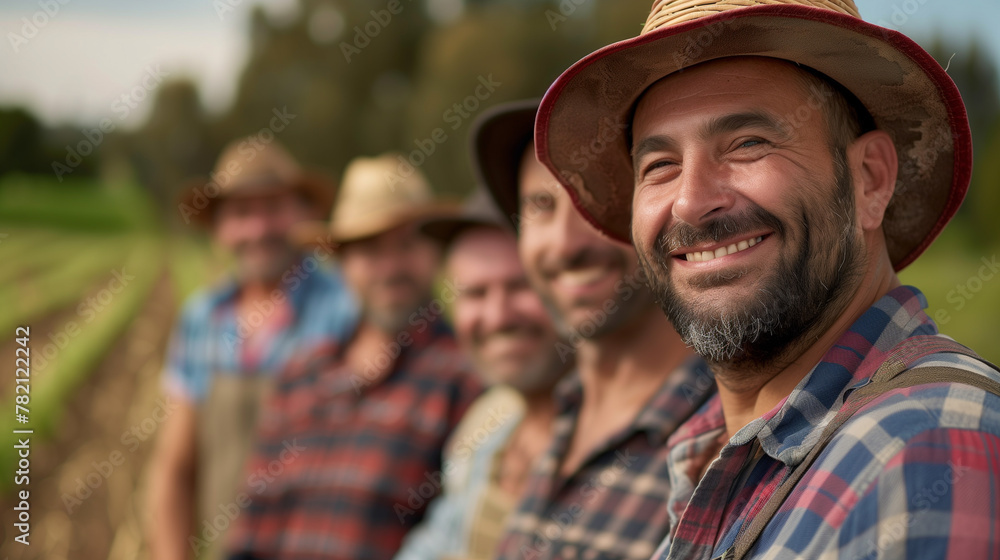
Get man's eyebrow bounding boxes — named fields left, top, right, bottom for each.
left=703, top=111, right=791, bottom=141
left=631, top=111, right=791, bottom=174
left=631, top=135, right=678, bottom=174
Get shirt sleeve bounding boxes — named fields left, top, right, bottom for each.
left=160, top=294, right=212, bottom=403
left=835, top=427, right=1000, bottom=559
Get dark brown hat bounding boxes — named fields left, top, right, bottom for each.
left=420, top=186, right=512, bottom=249
left=470, top=99, right=541, bottom=232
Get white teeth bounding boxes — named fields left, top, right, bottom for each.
left=684, top=236, right=764, bottom=262
left=560, top=267, right=607, bottom=286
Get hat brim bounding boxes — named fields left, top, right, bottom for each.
left=536, top=4, right=971, bottom=271
left=177, top=173, right=336, bottom=228
left=419, top=216, right=508, bottom=249
left=292, top=202, right=462, bottom=249
left=471, top=100, right=541, bottom=231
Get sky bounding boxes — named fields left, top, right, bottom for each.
left=1, top=0, right=998, bottom=130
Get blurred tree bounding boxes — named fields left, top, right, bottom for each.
left=405, top=0, right=649, bottom=198
left=0, top=108, right=47, bottom=177
left=126, top=79, right=214, bottom=223
left=218, top=1, right=430, bottom=180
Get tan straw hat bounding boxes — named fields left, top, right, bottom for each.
left=293, top=153, right=459, bottom=247
left=535, top=0, right=972, bottom=271
left=178, top=138, right=335, bottom=227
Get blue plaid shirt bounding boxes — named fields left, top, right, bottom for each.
left=162, top=258, right=358, bottom=401
left=654, top=286, right=1000, bottom=560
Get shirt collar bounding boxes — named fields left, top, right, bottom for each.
left=731, top=285, right=938, bottom=465
left=553, top=355, right=716, bottom=446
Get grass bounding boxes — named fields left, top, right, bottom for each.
left=899, top=223, right=1000, bottom=364
left=0, top=174, right=160, bottom=232
left=0, top=177, right=166, bottom=493
left=0, top=238, right=163, bottom=490
left=0, top=235, right=136, bottom=333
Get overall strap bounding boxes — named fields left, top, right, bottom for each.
left=726, top=336, right=1000, bottom=560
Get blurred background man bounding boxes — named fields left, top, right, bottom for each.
left=147, top=139, right=356, bottom=560
left=395, top=187, right=571, bottom=560
left=224, top=153, right=482, bottom=560
left=478, top=100, right=715, bottom=560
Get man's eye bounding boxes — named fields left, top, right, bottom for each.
left=524, top=194, right=554, bottom=212
left=641, top=159, right=675, bottom=178
left=738, top=139, right=765, bottom=149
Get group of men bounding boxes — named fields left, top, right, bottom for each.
left=148, top=1, right=1000, bottom=559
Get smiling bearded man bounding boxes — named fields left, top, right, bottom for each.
left=534, top=1, right=1000, bottom=559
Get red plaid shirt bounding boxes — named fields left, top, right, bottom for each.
left=225, top=319, right=483, bottom=560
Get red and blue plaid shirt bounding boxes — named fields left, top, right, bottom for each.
left=495, top=355, right=715, bottom=560
left=225, top=318, right=483, bottom=560
left=654, top=286, right=1000, bottom=560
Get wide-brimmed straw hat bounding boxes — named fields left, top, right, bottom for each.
left=535, top=0, right=972, bottom=271
left=420, top=186, right=512, bottom=249
left=292, top=153, right=458, bottom=248
left=178, top=138, right=335, bottom=227
left=470, top=100, right=541, bottom=230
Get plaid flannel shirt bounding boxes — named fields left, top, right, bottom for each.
left=495, top=356, right=715, bottom=560
left=655, top=286, right=1000, bottom=560
left=161, top=259, right=357, bottom=402
left=225, top=318, right=484, bottom=560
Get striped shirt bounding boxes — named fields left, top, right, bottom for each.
left=655, top=286, right=1000, bottom=560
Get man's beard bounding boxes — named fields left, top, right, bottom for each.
left=364, top=274, right=431, bottom=334
left=234, top=237, right=300, bottom=284
left=638, top=151, right=863, bottom=371
left=472, top=326, right=568, bottom=396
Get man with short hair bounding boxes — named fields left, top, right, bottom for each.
left=148, top=139, right=356, bottom=560
left=225, top=154, right=483, bottom=560
left=481, top=101, right=715, bottom=560
left=393, top=188, right=571, bottom=560
left=535, top=1, right=1000, bottom=558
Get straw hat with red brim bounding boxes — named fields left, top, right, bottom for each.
left=292, top=152, right=459, bottom=249
left=535, top=0, right=972, bottom=271
left=179, top=138, right=335, bottom=228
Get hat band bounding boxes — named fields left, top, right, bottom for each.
left=642, top=0, right=860, bottom=34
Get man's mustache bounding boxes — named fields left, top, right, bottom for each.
left=234, top=236, right=291, bottom=254
left=658, top=205, right=786, bottom=255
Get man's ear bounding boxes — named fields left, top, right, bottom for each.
left=848, top=130, right=898, bottom=232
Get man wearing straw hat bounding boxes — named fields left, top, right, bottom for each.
left=394, top=187, right=572, bottom=560
left=225, top=153, right=483, bottom=560
left=535, top=1, right=1000, bottom=558
left=475, top=100, right=714, bottom=560
left=148, top=138, right=357, bottom=560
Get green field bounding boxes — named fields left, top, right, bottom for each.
left=0, top=177, right=220, bottom=491
left=899, top=224, right=1000, bottom=364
